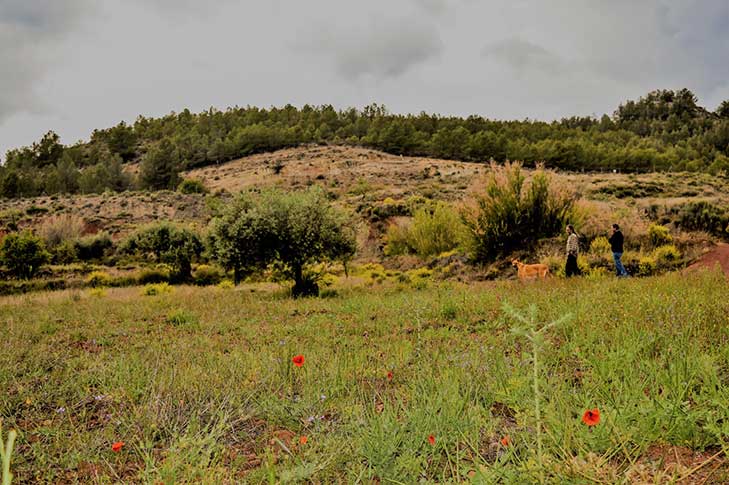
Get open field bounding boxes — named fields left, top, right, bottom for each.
left=3, top=270, right=729, bottom=483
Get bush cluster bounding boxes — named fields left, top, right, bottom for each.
left=462, top=163, right=575, bottom=262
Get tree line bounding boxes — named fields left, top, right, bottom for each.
left=2, top=88, right=729, bottom=199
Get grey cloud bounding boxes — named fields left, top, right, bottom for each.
left=482, top=38, right=565, bottom=75
left=412, top=0, right=447, bottom=14
left=0, top=0, right=94, bottom=123
left=303, top=16, right=443, bottom=80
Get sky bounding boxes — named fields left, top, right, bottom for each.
left=1, top=0, right=728, bottom=158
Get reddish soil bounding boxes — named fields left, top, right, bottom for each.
left=685, top=243, right=729, bottom=276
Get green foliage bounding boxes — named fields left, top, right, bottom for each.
left=178, top=178, right=209, bottom=194
left=142, top=282, right=172, bottom=296
left=0, top=231, right=50, bottom=279
left=122, top=223, right=203, bottom=280
left=208, top=187, right=356, bottom=296
left=191, top=264, right=224, bottom=286
left=137, top=267, right=171, bottom=284
left=462, top=163, right=575, bottom=262
left=675, top=201, right=729, bottom=237
left=85, top=271, right=112, bottom=288
left=638, top=256, right=657, bottom=276
left=74, top=233, right=113, bottom=262
left=139, top=138, right=180, bottom=190
left=647, top=223, right=673, bottom=247
left=652, top=244, right=681, bottom=268
left=384, top=202, right=464, bottom=258
left=1, top=420, right=17, bottom=485
left=589, top=236, right=611, bottom=254
left=216, top=279, right=234, bottom=290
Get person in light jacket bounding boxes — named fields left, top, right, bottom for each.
left=565, top=224, right=580, bottom=277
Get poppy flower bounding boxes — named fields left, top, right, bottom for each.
left=427, top=434, right=436, bottom=446
left=387, top=371, right=393, bottom=380
left=582, top=408, right=600, bottom=426
left=500, top=435, right=510, bottom=447
left=111, top=441, right=124, bottom=453
left=299, top=435, right=308, bottom=445
left=292, top=355, right=305, bottom=367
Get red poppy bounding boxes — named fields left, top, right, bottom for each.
left=500, top=435, right=510, bottom=447
left=387, top=371, right=393, bottom=380
left=292, top=355, right=305, bottom=367
left=111, top=441, right=124, bottom=453
left=427, top=434, right=436, bottom=446
left=582, top=408, right=600, bottom=426
left=299, top=435, right=308, bottom=445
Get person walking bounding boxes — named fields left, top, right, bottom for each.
left=565, top=224, right=580, bottom=277
left=609, top=223, right=628, bottom=277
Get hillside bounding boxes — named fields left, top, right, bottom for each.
left=3, top=144, right=728, bottom=241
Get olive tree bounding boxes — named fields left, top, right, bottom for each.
left=208, top=187, right=356, bottom=296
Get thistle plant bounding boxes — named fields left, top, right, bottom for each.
left=0, top=420, right=17, bottom=485
left=503, top=302, right=571, bottom=484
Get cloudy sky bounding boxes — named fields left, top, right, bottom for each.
left=1, top=0, right=728, bottom=158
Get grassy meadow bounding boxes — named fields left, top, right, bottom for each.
left=2, top=270, right=729, bottom=483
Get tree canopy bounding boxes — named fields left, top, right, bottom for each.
left=208, top=187, right=356, bottom=296
left=3, top=89, right=729, bottom=199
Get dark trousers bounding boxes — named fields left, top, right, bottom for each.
left=565, top=254, right=580, bottom=277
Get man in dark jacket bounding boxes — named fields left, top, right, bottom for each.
left=608, top=223, right=628, bottom=277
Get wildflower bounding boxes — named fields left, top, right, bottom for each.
left=55, top=407, right=66, bottom=414
left=292, top=355, right=305, bottom=367
left=320, top=394, right=327, bottom=401
left=427, top=434, right=436, bottom=446
left=111, top=441, right=124, bottom=452
left=582, top=408, right=600, bottom=427
left=500, top=435, right=510, bottom=447
left=299, top=436, right=308, bottom=445
left=387, top=371, right=393, bottom=381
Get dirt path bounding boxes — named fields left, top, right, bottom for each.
left=685, top=243, right=729, bottom=276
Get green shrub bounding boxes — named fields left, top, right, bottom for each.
left=137, top=267, right=171, bottom=284
left=216, top=280, right=235, bottom=290
left=165, top=309, right=199, bottom=327
left=192, top=264, right=224, bottom=286
left=85, top=271, right=112, bottom=287
left=589, top=236, right=611, bottom=255
left=638, top=256, right=657, bottom=276
left=675, top=201, right=729, bottom=237
left=540, top=255, right=565, bottom=277
left=121, top=223, right=203, bottom=280
left=385, top=202, right=464, bottom=258
left=647, top=223, right=672, bottom=247
left=75, top=233, right=113, bottom=261
left=88, top=287, right=107, bottom=297
left=652, top=244, right=681, bottom=268
left=178, top=178, right=209, bottom=194
left=142, top=282, right=172, bottom=296
left=0, top=231, right=50, bottom=279
left=52, top=240, right=79, bottom=264
left=383, top=221, right=412, bottom=256
left=462, top=162, right=575, bottom=262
